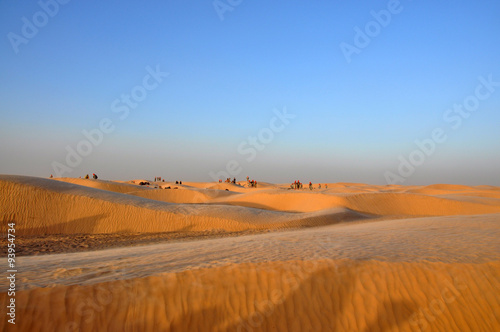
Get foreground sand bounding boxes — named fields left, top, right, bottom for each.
left=1, top=175, right=499, bottom=331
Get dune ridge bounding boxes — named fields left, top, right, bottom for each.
left=213, top=190, right=500, bottom=215
left=0, top=175, right=369, bottom=236
left=2, top=175, right=499, bottom=237
left=56, top=176, right=500, bottom=214
left=53, top=177, right=155, bottom=194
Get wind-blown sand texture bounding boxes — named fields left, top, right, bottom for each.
left=1, top=175, right=499, bottom=331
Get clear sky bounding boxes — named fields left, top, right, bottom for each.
left=1, top=0, right=499, bottom=185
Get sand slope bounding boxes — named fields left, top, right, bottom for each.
left=1, top=259, right=498, bottom=331
left=5, top=213, right=498, bottom=291
left=53, top=177, right=155, bottom=194
left=213, top=190, right=500, bottom=214
left=0, top=175, right=369, bottom=235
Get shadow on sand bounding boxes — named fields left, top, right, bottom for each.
left=165, top=261, right=416, bottom=332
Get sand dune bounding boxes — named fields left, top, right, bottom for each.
left=206, top=182, right=252, bottom=192
left=127, top=187, right=227, bottom=204
left=212, top=189, right=500, bottom=215
left=0, top=175, right=369, bottom=236
left=2, top=174, right=499, bottom=235
left=54, top=177, right=156, bottom=193
left=1, top=175, right=499, bottom=331
left=1, top=259, right=498, bottom=331
left=6, top=213, right=498, bottom=291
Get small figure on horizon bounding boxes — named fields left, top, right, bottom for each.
left=50, top=174, right=53, bottom=178
left=318, top=183, right=321, bottom=189
left=93, top=173, right=98, bottom=180
left=309, top=182, right=313, bottom=190
left=85, top=174, right=89, bottom=179
left=325, top=184, right=328, bottom=189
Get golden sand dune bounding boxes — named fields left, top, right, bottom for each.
left=2, top=175, right=500, bottom=237
left=127, top=187, right=235, bottom=204
left=1, top=259, right=498, bottom=331
left=0, top=175, right=368, bottom=236
left=214, top=189, right=500, bottom=215
left=422, top=183, right=477, bottom=191
left=54, top=177, right=155, bottom=194
left=7, top=213, right=498, bottom=291
left=53, top=177, right=500, bottom=213
left=206, top=182, right=253, bottom=192
left=406, top=185, right=500, bottom=199
left=1, top=175, right=499, bottom=331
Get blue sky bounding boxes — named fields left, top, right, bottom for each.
left=1, top=0, right=499, bottom=185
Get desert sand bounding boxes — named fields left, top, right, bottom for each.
left=1, top=175, right=499, bottom=331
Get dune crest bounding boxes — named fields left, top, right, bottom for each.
left=0, top=175, right=369, bottom=236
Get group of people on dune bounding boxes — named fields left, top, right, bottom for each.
left=219, top=178, right=237, bottom=184
left=50, top=173, right=99, bottom=180
left=246, top=176, right=257, bottom=188
left=291, top=180, right=327, bottom=190
left=51, top=172, right=326, bottom=191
